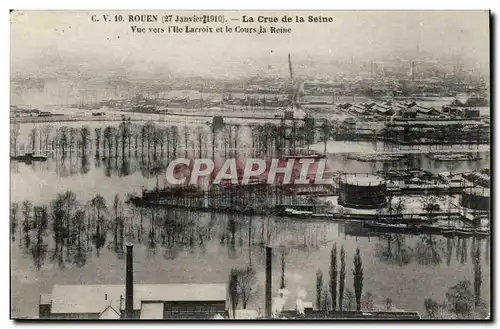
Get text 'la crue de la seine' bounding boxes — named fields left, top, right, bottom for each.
left=90, top=13, right=335, bottom=34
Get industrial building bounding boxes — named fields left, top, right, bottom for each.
left=39, top=283, right=227, bottom=319
left=460, top=187, right=490, bottom=211
left=39, top=245, right=227, bottom=319
left=338, top=174, right=387, bottom=209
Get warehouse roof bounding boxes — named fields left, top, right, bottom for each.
left=340, top=174, right=385, bottom=186
left=140, top=302, right=164, bottom=319
left=49, top=284, right=226, bottom=314
left=463, top=187, right=490, bottom=197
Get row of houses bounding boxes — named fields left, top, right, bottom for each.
left=337, top=101, right=420, bottom=117
left=339, top=100, right=476, bottom=120
left=10, top=107, right=57, bottom=118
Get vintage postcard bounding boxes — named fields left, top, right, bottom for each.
left=10, top=10, right=490, bottom=320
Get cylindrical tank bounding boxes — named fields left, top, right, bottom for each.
left=338, top=174, right=387, bottom=209
left=461, top=187, right=490, bottom=211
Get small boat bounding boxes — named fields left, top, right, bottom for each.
left=283, top=153, right=327, bottom=160
left=347, top=154, right=405, bottom=162
left=430, top=153, right=482, bottom=162
left=442, top=228, right=475, bottom=237
left=283, top=208, right=314, bottom=219
left=363, top=222, right=417, bottom=234
left=366, top=222, right=408, bottom=229
left=473, top=228, right=489, bottom=237
left=11, top=153, right=47, bottom=162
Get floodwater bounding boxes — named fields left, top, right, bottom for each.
left=10, top=120, right=490, bottom=319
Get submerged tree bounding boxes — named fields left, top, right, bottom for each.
left=303, top=115, right=316, bottom=151
left=31, top=206, right=49, bottom=269
left=80, top=126, right=91, bottom=156
left=113, top=194, right=125, bottom=252
left=415, top=234, right=444, bottom=266
left=90, top=194, right=107, bottom=254
left=41, top=125, right=53, bottom=154
left=72, top=209, right=87, bottom=267
left=11, top=123, right=20, bottom=156
left=51, top=194, right=66, bottom=259
left=376, top=233, right=412, bottom=266
left=10, top=202, right=19, bottom=242
left=320, top=120, right=331, bottom=154
left=21, top=200, right=33, bottom=249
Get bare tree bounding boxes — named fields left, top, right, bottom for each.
left=344, top=288, right=355, bottom=311
left=171, top=126, right=179, bottom=157
left=320, top=120, right=331, bottom=154
left=183, top=126, right=190, bottom=157
left=69, top=127, right=78, bottom=156
left=10, top=202, right=19, bottom=242
left=21, top=200, right=33, bottom=249
left=11, top=123, right=20, bottom=156
left=361, top=292, right=375, bottom=311
left=29, top=127, right=37, bottom=152
left=237, top=266, right=256, bottom=309
left=80, top=126, right=91, bottom=156
left=385, top=297, right=393, bottom=311
left=41, top=125, right=53, bottom=154
left=195, top=127, right=206, bottom=158
left=421, top=195, right=442, bottom=223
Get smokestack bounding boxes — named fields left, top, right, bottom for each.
left=125, top=243, right=134, bottom=319
left=265, top=247, right=272, bottom=319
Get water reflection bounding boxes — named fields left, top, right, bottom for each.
left=414, top=235, right=445, bottom=266
left=375, top=234, right=413, bottom=267
left=11, top=196, right=489, bottom=273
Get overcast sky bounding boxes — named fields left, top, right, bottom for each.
left=11, top=10, right=490, bottom=79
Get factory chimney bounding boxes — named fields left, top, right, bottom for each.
left=265, top=246, right=272, bottom=319
left=125, top=243, right=134, bottom=319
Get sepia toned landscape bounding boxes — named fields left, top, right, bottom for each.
left=10, top=10, right=490, bottom=320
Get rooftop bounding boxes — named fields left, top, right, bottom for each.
left=463, top=187, right=490, bottom=197
left=340, top=174, right=385, bottom=186
left=48, top=284, right=226, bottom=314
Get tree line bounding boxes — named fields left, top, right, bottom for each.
left=315, top=244, right=369, bottom=312
left=11, top=115, right=375, bottom=161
